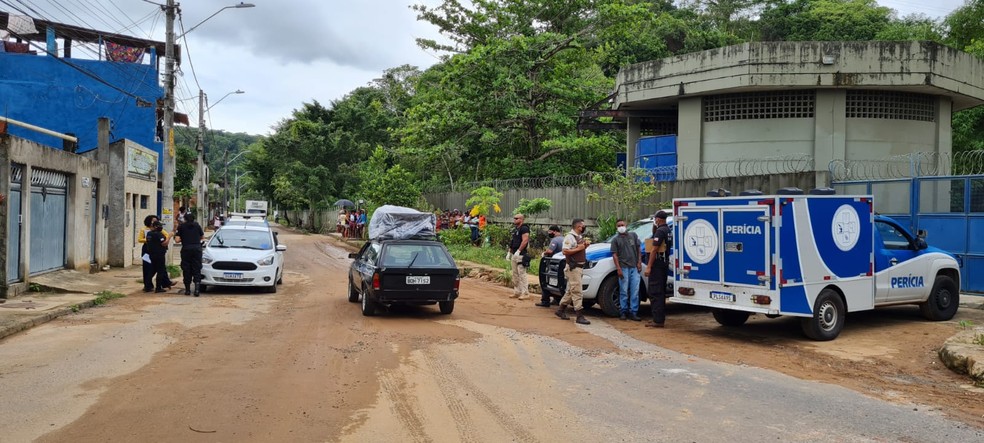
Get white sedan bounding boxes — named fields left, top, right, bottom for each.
left=200, top=225, right=286, bottom=293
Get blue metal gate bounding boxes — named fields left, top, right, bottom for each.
left=833, top=175, right=984, bottom=293
left=29, top=168, right=67, bottom=275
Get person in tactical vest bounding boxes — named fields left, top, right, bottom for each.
left=644, top=210, right=671, bottom=328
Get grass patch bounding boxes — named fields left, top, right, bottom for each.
left=167, top=264, right=181, bottom=278
left=93, top=290, right=125, bottom=306
left=445, top=244, right=541, bottom=276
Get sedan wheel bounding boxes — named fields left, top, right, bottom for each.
left=361, top=287, right=377, bottom=316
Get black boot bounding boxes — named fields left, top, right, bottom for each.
left=554, top=304, right=570, bottom=320
left=575, top=310, right=591, bottom=325
left=183, top=284, right=191, bottom=295
left=193, top=282, right=200, bottom=297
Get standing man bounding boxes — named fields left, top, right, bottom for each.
left=536, top=225, right=565, bottom=308
left=508, top=213, right=531, bottom=300
left=644, top=210, right=672, bottom=328
left=175, top=212, right=206, bottom=296
left=557, top=219, right=591, bottom=325
left=612, top=219, right=643, bottom=321
left=145, top=221, right=170, bottom=293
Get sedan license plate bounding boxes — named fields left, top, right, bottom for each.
left=548, top=277, right=558, bottom=287
left=406, top=276, right=431, bottom=285
left=710, top=291, right=736, bottom=302
left=223, top=272, right=244, bottom=280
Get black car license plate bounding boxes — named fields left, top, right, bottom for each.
left=406, top=276, right=431, bottom=285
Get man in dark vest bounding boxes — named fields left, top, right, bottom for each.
left=175, top=212, right=205, bottom=296
left=644, top=210, right=672, bottom=328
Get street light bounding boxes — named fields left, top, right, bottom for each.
left=178, top=3, right=256, bottom=39
left=207, top=89, right=245, bottom=112
left=159, top=0, right=254, bottom=235
left=234, top=169, right=251, bottom=212
left=223, top=149, right=248, bottom=214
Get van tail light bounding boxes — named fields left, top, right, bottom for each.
left=454, top=276, right=460, bottom=291
left=372, top=272, right=381, bottom=290
left=753, top=295, right=772, bottom=305
left=678, top=287, right=695, bottom=296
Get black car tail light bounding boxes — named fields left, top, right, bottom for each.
left=372, top=272, right=381, bottom=290
left=454, top=276, right=460, bottom=291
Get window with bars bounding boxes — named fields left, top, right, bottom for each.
left=703, top=91, right=815, bottom=122
left=846, top=90, right=935, bottom=121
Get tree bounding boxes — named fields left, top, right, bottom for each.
left=359, top=147, right=422, bottom=207
left=514, top=197, right=552, bottom=217
left=465, top=186, right=503, bottom=216
left=758, top=0, right=893, bottom=41
left=586, top=168, right=665, bottom=218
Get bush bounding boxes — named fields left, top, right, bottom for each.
left=438, top=226, right=472, bottom=246
left=484, top=223, right=511, bottom=248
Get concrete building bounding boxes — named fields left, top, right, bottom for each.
left=614, top=41, right=984, bottom=196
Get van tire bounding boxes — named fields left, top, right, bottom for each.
left=597, top=276, right=621, bottom=317
left=712, top=309, right=750, bottom=327
left=920, top=275, right=959, bottom=321
left=801, top=289, right=845, bottom=341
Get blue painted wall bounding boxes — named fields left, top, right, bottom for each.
left=0, top=52, right=163, bottom=170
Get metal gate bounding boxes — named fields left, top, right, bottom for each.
left=29, top=168, right=68, bottom=274
left=90, top=180, right=98, bottom=263
left=833, top=175, right=984, bottom=293
left=6, top=164, right=23, bottom=282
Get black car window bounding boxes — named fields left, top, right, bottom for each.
left=365, top=243, right=382, bottom=265
left=382, top=244, right=453, bottom=267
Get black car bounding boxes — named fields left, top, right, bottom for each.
left=347, top=239, right=460, bottom=316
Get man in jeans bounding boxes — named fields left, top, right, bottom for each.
left=611, top=219, right=643, bottom=321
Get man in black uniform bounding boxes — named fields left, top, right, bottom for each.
left=508, top=213, right=531, bottom=300
left=644, top=210, right=671, bottom=328
left=175, top=212, right=205, bottom=296
left=145, top=221, right=170, bottom=293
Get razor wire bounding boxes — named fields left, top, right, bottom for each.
left=829, top=150, right=984, bottom=181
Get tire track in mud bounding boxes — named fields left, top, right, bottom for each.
left=421, top=350, right=480, bottom=443
left=423, top=349, right=538, bottom=443
left=378, top=371, right=431, bottom=443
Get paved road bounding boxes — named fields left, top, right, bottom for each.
left=0, top=227, right=980, bottom=442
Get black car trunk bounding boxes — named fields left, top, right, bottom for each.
left=377, top=267, right=458, bottom=302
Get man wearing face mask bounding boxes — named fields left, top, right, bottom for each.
left=536, top=225, right=564, bottom=307
left=557, top=219, right=591, bottom=325
left=644, top=210, right=672, bottom=328
left=611, top=219, right=643, bottom=321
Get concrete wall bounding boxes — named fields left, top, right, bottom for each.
left=0, top=52, right=163, bottom=165
left=1, top=134, right=109, bottom=297
left=97, top=140, right=158, bottom=268
left=703, top=119, right=815, bottom=162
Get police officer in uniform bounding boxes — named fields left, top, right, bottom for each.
left=175, top=212, right=205, bottom=296
left=644, top=210, right=671, bottom=328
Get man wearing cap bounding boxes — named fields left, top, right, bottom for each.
left=644, top=210, right=672, bottom=327
left=536, top=225, right=564, bottom=307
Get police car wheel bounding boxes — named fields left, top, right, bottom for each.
left=597, top=276, right=621, bottom=317
left=920, top=275, right=959, bottom=321
left=801, top=289, right=845, bottom=341
left=712, top=309, right=750, bottom=327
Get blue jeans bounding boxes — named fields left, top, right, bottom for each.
left=619, top=267, right=640, bottom=315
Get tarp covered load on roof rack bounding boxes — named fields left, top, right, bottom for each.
left=368, top=205, right=436, bottom=240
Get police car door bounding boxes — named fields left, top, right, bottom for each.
left=874, top=219, right=922, bottom=302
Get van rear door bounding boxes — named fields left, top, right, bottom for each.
left=721, top=206, right=771, bottom=288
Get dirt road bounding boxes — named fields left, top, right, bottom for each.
left=2, top=227, right=982, bottom=442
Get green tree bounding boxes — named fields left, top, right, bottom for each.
left=758, top=0, right=893, bottom=41
left=360, top=147, right=422, bottom=207
left=586, top=168, right=665, bottom=219
left=514, top=197, right=552, bottom=216
left=465, top=186, right=504, bottom=216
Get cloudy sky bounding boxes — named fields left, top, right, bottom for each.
left=6, top=0, right=972, bottom=136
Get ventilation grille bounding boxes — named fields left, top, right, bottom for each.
left=704, top=91, right=815, bottom=122
left=846, top=90, right=935, bottom=121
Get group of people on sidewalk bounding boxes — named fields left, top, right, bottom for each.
left=336, top=209, right=366, bottom=238
left=507, top=211, right=672, bottom=328
left=137, top=208, right=206, bottom=297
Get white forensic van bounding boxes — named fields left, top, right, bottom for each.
left=671, top=191, right=961, bottom=340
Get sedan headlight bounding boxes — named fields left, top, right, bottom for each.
left=583, top=260, right=599, bottom=270
left=202, top=254, right=213, bottom=265
left=258, top=255, right=276, bottom=266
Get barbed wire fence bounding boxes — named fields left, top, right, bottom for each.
left=829, top=150, right=984, bottom=181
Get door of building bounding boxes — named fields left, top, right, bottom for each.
left=6, top=164, right=23, bottom=283
left=29, top=168, right=68, bottom=274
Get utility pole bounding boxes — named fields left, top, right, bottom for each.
left=196, top=89, right=207, bottom=222
left=160, top=0, right=177, bottom=234
left=223, top=149, right=229, bottom=215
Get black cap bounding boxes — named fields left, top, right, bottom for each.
left=152, top=221, right=163, bottom=228
left=654, top=210, right=669, bottom=219
left=548, top=225, right=560, bottom=232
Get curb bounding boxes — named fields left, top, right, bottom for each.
left=0, top=298, right=98, bottom=341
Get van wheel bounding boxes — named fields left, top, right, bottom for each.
left=801, top=289, right=845, bottom=341
left=361, top=287, right=377, bottom=316
left=712, top=309, right=750, bottom=327
left=439, top=300, right=454, bottom=315
left=920, top=275, right=959, bottom=321
left=596, top=276, right=621, bottom=317
left=347, top=277, right=360, bottom=303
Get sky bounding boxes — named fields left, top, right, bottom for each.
left=3, top=0, right=973, bottom=136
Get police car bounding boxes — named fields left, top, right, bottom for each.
left=539, top=214, right=674, bottom=317
left=671, top=190, right=960, bottom=340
